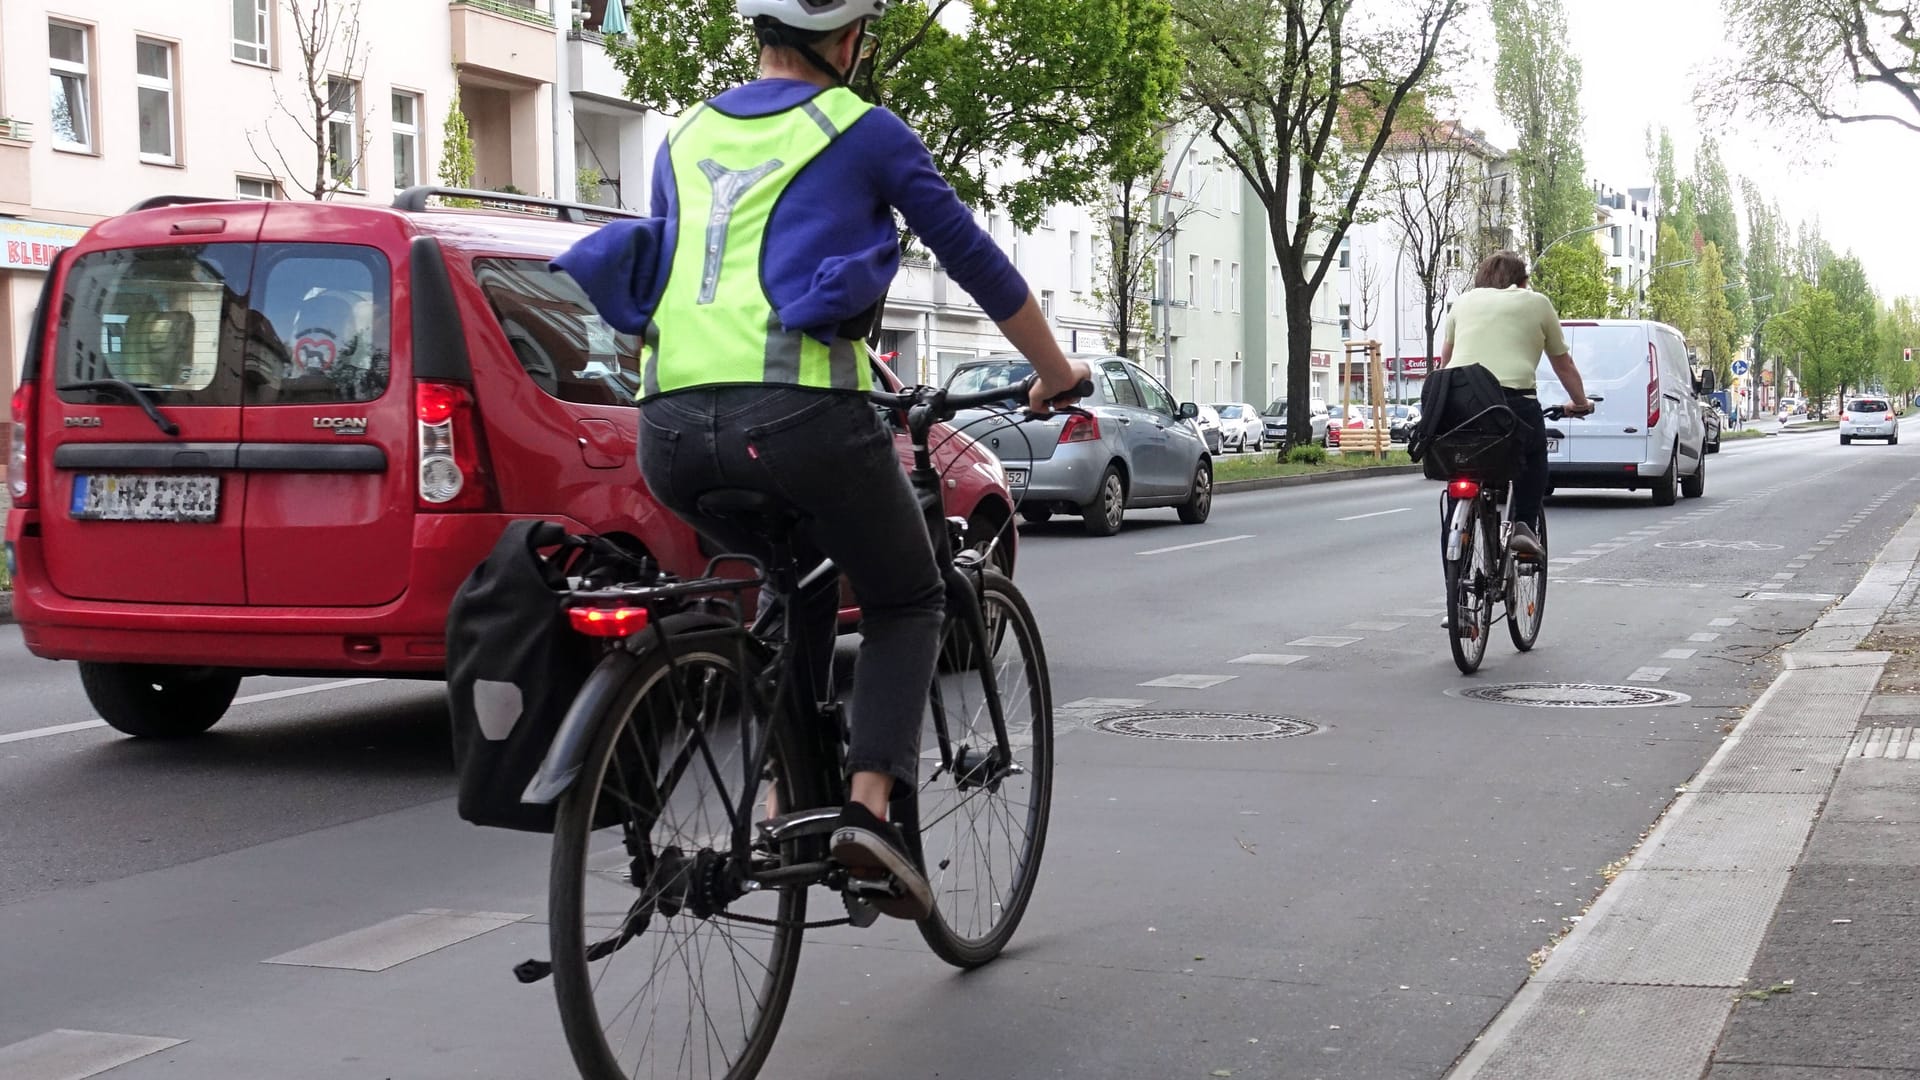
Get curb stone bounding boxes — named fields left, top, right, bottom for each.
left=1216, top=463, right=1421, bottom=494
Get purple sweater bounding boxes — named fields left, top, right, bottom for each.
left=650, top=80, right=1027, bottom=325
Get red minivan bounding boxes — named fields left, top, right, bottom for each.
left=5, top=191, right=1016, bottom=737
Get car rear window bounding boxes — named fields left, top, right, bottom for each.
left=1850, top=399, right=1889, bottom=412
left=1263, top=400, right=1286, bottom=416
left=947, top=360, right=1034, bottom=396
left=1548, top=325, right=1650, bottom=384
left=55, top=242, right=392, bottom=406
left=476, top=258, right=640, bottom=406
left=1216, top=404, right=1243, bottom=418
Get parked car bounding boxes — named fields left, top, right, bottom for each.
left=1701, top=400, right=1722, bottom=453
left=1212, top=402, right=1264, bottom=452
left=4, top=190, right=1018, bottom=738
left=1534, top=319, right=1708, bottom=505
left=946, top=354, right=1212, bottom=536
left=1190, top=403, right=1225, bottom=454
left=1840, top=396, right=1900, bottom=445
left=1327, top=405, right=1376, bottom=450
left=1383, top=404, right=1417, bottom=443
left=1261, top=398, right=1328, bottom=451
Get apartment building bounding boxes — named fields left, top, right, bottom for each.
left=1591, top=180, right=1659, bottom=307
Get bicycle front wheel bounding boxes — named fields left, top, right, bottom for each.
left=1446, top=497, right=1492, bottom=674
left=550, top=624, right=815, bottom=1080
left=1507, top=510, right=1548, bottom=651
left=908, top=568, right=1054, bottom=968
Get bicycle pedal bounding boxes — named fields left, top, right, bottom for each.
left=842, top=892, right=880, bottom=928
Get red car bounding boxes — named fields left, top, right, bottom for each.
left=5, top=190, right=1016, bottom=737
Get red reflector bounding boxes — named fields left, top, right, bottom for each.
left=568, top=606, right=650, bottom=638
left=1624, top=464, right=1637, bottom=473
left=1447, top=479, right=1481, bottom=498
left=417, top=382, right=461, bottom=424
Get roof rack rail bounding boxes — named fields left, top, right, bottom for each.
left=126, top=195, right=229, bottom=213
left=392, top=185, right=642, bottom=223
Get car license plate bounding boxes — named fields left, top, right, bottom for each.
left=1545, top=438, right=1560, bottom=453
left=1005, top=468, right=1029, bottom=487
left=70, top=473, right=220, bottom=523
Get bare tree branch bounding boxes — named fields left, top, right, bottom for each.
left=250, top=0, right=375, bottom=200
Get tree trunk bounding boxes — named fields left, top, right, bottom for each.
left=1285, top=287, right=1315, bottom=449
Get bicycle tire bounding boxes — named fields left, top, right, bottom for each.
left=1507, top=510, right=1548, bottom=652
left=550, top=619, right=819, bottom=1080
left=1446, top=497, right=1492, bottom=674
left=909, top=568, right=1054, bottom=968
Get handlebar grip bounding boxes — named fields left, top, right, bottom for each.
left=1053, top=378, right=1096, bottom=403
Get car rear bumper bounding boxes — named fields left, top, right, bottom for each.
left=1841, top=424, right=1896, bottom=437
left=1001, top=443, right=1107, bottom=506
left=1546, top=462, right=1653, bottom=490
left=6, top=508, right=524, bottom=674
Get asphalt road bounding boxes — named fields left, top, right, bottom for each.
left=1, top=427, right=1914, bottom=1080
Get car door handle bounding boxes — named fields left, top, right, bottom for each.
left=1116, top=416, right=1132, bottom=424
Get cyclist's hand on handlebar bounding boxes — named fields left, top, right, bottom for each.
left=1027, top=359, right=1097, bottom=415
left=1562, top=397, right=1596, bottom=417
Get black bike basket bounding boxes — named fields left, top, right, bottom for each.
left=1420, top=405, right=1525, bottom=484
left=446, top=520, right=608, bottom=833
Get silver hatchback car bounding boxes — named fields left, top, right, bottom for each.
left=946, top=355, right=1213, bottom=536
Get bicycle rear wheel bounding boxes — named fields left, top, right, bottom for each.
left=1446, top=497, right=1492, bottom=674
left=908, top=568, right=1053, bottom=969
left=1507, top=510, right=1548, bottom=651
left=550, top=623, right=816, bottom=1080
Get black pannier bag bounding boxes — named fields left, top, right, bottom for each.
left=447, top=520, right=610, bottom=832
left=1410, top=363, right=1524, bottom=484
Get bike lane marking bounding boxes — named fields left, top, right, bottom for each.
left=1335, top=507, right=1411, bottom=522
left=1135, top=534, right=1253, bottom=556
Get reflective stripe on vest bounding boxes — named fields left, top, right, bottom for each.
left=644, top=88, right=874, bottom=398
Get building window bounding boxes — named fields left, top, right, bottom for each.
left=1040, top=290, right=1054, bottom=319
left=1069, top=230, right=1087, bottom=292
left=1211, top=259, right=1222, bottom=311
left=1229, top=262, right=1241, bottom=313
left=1230, top=176, right=1242, bottom=214
left=1040, top=206, right=1056, bottom=230
left=48, top=21, right=93, bottom=152
left=1011, top=227, right=1022, bottom=271
left=1444, top=245, right=1462, bottom=269
left=391, top=91, right=421, bottom=189
left=236, top=175, right=281, bottom=200
left=233, top=0, right=272, bottom=65
left=1611, top=225, right=1623, bottom=257
left=326, top=77, right=360, bottom=188
left=1338, top=235, right=1351, bottom=269
left=1187, top=255, right=1198, bottom=306
left=136, top=38, right=178, bottom=164
left=1270, top=263, right=1280, bottom=317
left=1339, top=302, right=1350, bottom=340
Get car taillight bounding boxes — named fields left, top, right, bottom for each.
left=415, top=380, right=494, bottom=511
left=1841, top=412, right=1850, bottom=422
left=1059, top=412, right=1100, bottom=443
left=1647, top=343, right=1660, bottom=428
left=1448, top=478, right=1481, bottom=499
left=568, top=605, right=649, bottom=638
left=8, top=382, right=32, bottom=507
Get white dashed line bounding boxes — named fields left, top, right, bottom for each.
left=0, top=678, right=383, bottom=746
left=1661, top=648, right=1699, bottom=660
left=1688, top=633, right=1720, bottom=643
left=1229, top=654, right=1307, bottom=666
left=1286, top=636, right=1363, bottom=648
left=1626, top=666, right=1670, bottom=682
left=1709, top=618, right=1737, bottom=627
left=1136, top=534, right=1254, bottom=556
left=0, top=1030, right=186, bottom=1080
left=1345, top=620, right=1407, bottom=632
left=1335, top=507, right=1411, bottom=522
left=1138, top=674, right=1237, bottom=689
left=264, top=909, right=530, bottom=972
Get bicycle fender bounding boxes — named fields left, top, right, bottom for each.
left=522, top=650, right=642, bottom=807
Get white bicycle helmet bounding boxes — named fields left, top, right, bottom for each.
left=736, top=0, right=887, bottom=32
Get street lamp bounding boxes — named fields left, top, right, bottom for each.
left=1535, top=222, right=1610, bottom=263
left=1622, top=257, right=1694, bottom=318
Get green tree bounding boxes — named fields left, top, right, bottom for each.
left=1876, top=297, right=1919, bottom=402
left=1822, top=252, right=1880, bottom=397
left=1695, top=242, right=1739, bottom=384
left=1648, top=222, right=1696, bottom=331
left=437, top=85, right=478, bottom=207
left=1703, top=0, right=1920, bottom=137
left=1175, top=0, right=1468, bottom=444
left=1650, top=126, right=1679, bottom=214
left=1534, top=237, right=1616, bottom=319
left=1742, top=182, right=1792, bottom=403
left=609, top=0, right=1182, bottom=232
left=1692, top=137, right=1747, bottom=337
left=1767, top=287, right=1853, bottom=413
left=1491, top=0, right=1591, bottom=258
left=1091, top=143, right=1195, bottom=360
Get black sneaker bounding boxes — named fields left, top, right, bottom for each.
left=830, top=802, right=933, bottom=921
left=1508, top=522, right=1545, bottom=562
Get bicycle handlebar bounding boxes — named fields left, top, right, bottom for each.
left=1543, top=394, right=1603, bottom=421
left=869, top=375, right=1097, bottom=423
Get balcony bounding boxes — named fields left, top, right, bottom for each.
left=450, top=0, right=557, bottom=84
left=0, top=119, right=32, bottom=215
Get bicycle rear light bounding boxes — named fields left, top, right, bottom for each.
left=568, top=606, right=650, bottom=638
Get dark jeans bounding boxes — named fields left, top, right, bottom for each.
left=1506, top=390, right=1548, bottom=531
left=638, top=387, right=945, bottom=791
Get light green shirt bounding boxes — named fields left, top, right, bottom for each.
left=1441, top=286, right=1569, bottom=391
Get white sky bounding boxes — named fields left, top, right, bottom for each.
left=1453, top=0, right=1920, bottom=299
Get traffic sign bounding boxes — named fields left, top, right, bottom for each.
left=1731, top=359, right=1749, bottom=376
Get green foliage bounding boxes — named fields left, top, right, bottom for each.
left=1286, top=443, right=1328, bottom=465
left=576, top=166, right=603, bottom=204
left=1703, top=0, right=1920, bottom=138
left=1491, top=0, right=1590, bottom=258
left=1695, top=242, right=1738, bottom=383
left=1692, top=138, right=1747, bottom=337
left=608, top=0, right=1182, bottom=232
left=1822, top=252, right=1880, bottom=396
left=1647, top=222, right=1696, bottom=331
left=1877, top=296, right=1919, bottom=401
left=1089, top=169, right=1166, bottom=359
left=1767, top=287, right=1855, bottom=412
left=438, top=86, right=478, bottom=207
left=1534, top=239, right=1616, bottom=319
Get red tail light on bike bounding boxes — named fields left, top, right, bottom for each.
left=1448, top=479, right=1481, bottom=499
left=568, top=606, right=650, bottom=638
left=1058, top=412, right=1101, bottom=443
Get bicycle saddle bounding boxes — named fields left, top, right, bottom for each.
left=1544, top=427, right=1566, bottom=440
left=695, top=488, right=805, bottom=533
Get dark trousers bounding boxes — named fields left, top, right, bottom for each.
left=638, top=387, right=945, bottom=790
left=1506, top=390, right=1548, bottom=531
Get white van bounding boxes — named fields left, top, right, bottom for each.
left=1534, top=319, right=1708, bottom=506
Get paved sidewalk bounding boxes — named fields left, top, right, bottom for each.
left=1450, top=501, right=1920, bottom=1079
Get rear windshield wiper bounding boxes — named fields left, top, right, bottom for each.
left=58, top=379, right=182, bottom=437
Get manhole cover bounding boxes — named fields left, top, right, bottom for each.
left=1453, top=683, right=1691, bottom=709
left=1091, top=711, right=1317, bottom=741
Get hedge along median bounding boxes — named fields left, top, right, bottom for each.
left=1214, top=450, right=1421, bottom=493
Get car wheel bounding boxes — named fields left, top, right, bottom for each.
left=1251, top=436, right=1263, bottom=453
left=1841, top=435, right=1852, bottom=445
left=1891, top=436, right=1900, bottom=446
left=79, top=662, right=242, bottom=738
left=1019, top=506, right=1053, bottom=525
left=1651, top=450, right=1679, bottom=506
left=1682, top=448, right=1706, bottom=499
left=1177, top=460, right=1213, bottom=524
left=1082, top=465, right=1126, bottom=537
